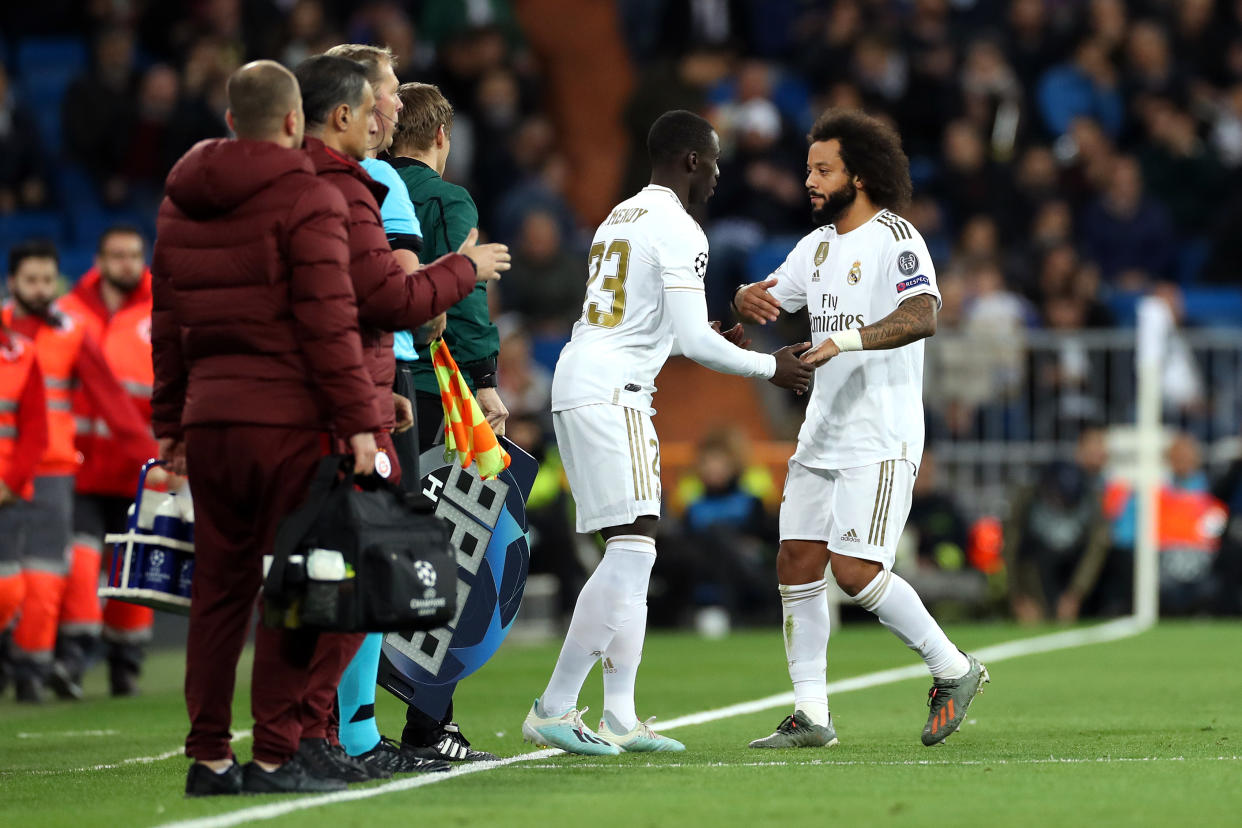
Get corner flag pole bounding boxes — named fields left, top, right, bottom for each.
left=1133, top=296, right=1169, bottom=629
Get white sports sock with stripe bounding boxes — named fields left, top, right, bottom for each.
left=602, top=599, right=647, bottom=732
left=780, top=579, right=831, bottom=727
left=855, top=569, right=969, bottom=679
left=540, top=535, right=657, bottom=718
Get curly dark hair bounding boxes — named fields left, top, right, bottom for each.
left=808, top=110, right=912, bottom=212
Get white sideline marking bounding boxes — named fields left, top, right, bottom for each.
left=154, top=617, right=1147, bottom=828
left=658, top=616, right=1145, bottom=732
left=4, top=731, right=253, bottom=777
left=17, top=729, right=120, bottom=739
left=512, top=755, right=1242, bottom=769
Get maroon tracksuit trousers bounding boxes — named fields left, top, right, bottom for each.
left=183, top=425, right=364, bottom=765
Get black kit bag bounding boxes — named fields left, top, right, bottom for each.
left=263, top=455, right=456, bottom=633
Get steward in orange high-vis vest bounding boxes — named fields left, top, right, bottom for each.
left=55, top=226, right=161, bottom=698
left=0, top=321, right=49, bottom=669
left=3, top=239, right=154, bottom=703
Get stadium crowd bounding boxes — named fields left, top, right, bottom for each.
left=2, top=0, right=1242, bottom=734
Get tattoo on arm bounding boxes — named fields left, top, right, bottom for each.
left=859, top=294, right=937, bottom=350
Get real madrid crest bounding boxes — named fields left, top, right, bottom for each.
left=814, top=241, right=830, bottom=267
left=848, top=260, right=861, bottom=285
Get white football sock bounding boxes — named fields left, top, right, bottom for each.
left=602, top=600, right=646, bottom=732
left=780, top=579, right=831, bottom=727
left=856, top=569, right=969, bottom=679
left=540, top=535, right=657, bottom=718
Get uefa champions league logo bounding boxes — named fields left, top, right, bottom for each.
left=414, top=559, right=437, bottom=588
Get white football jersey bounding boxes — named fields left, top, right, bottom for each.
left=769, top=209, right=940, bottom=471
left=551, top=185, right=709, bottom=413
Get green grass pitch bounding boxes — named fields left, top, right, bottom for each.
left=2, top=621, right=1239, bottom=827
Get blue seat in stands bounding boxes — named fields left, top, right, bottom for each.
left=15, top=37, right=87, bottom=154
left=58, top=244, right=97, bottom=282
left=0, top=211, right=65, bottom=248
left=746, top=237, right=801, bottom=283
left=1106, top=291, right=1142, bottom=327
left=1181, top=287, right=1242, bottom=327
left=16, top=37, right=88, bottom=78
left=530, top=334, right=568, bottom=374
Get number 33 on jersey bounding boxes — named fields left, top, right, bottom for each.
left=551, top=184, right=709, bottom=414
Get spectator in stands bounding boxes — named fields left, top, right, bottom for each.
left=0, top=64, right=48, bottom=212
left=1201, top=180, right=1242, bottom=284
left=1138, top=100, right=1226, bottom=239
left=898, top=446, right=989, bottom=612
left=1122, top=20, right=1185, bottom=109
left=506, top=412, right=582, bottom=618
left=492, top=125, right=578, bottom=248
left=63, top=27, right=140, bottom=205
left=934, top=120, right=1019, bottom=239
left=711, top=97, right=805, bottom=237
left=665, top=427, right=776, bottom=626
left=279, top=0, right=333, bottom=68
left=502, top=212, right=583, bottom=334
left=1011, top=145, right=1061, bottom=233
left=119, top=65, right=226, bottom=203
left=1081, top=155, right=1175, bottom=282
left=958, top=37, right=1023, bottom=144
left=1037, top=38, right=1124, bottom=139
left=1056, top=117, right=1117, bottom=209
left=496, top=320, right=552, bottom=422
left=904, top=447, right=969, bottom=572
left=1004, top=424, right=1113, bottom=624
left=1005, top=0, right=1064, bottom=94
left=798, top=0, right=862, bottom=95
left=1210, top=435, right=1242, bottom=615
left=851, top=34, right=909, bottom=108
left=1108, top=433, right=1228, bottom=616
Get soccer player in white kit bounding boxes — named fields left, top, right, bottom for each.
left=522, top=110, right=814, bottom=755
left=734, top=110, right=989, bottom=749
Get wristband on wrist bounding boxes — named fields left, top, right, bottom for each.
left=828, top=328, right=863, bottom=352
left=464, top=358, right=499, bottom=388
left=730, top=283, right=749, bottom=313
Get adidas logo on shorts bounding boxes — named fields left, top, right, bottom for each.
left=839, top=528, right=860, bottom=543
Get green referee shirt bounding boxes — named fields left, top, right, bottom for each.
left=391, top=157, right=499, bottom=396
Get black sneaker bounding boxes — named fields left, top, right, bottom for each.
left=0, top=630, right=13, bottom=697
left=107, top=643, right=145, bottom=697
left=241, top=757, right=347, bottom=794
left=296, top=737, right=384, bottom=783
left=185, top=761, right=243, bottom=797
left=358, top=737, right=451, bottom=775
left=402, top=722, right=498, bottom=762
left=51, top=633, right=96, bottom=700
left=15, top=676, right=46, bottom=704
left=47, top=661, right=85, bottom=701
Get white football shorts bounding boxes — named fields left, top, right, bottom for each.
left=553, top=404, right=662, bottom=534
left=779, top=457, right=915, bottom=569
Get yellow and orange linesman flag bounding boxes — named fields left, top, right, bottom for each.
left=430, top=339, right=510, bottom=480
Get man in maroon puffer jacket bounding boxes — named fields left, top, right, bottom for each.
left=294, top=55, right=509, bottom=484
left=152, top=60, right=382, bottom=796
left=285, top=55, right=510, bottom=780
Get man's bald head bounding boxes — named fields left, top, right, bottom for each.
left=226, top=60, right=304, bottom=146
